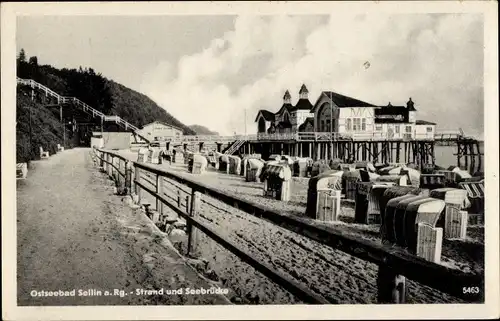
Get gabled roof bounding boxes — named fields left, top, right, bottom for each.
left=323, top=91, right=376, bottom=108
left=276, top=103, right=293, bottom=116
left=255, top=109, right=275, bottom=122
left=291, top=98, right=313, bottom=111
left=416, top=120, right=436, bottom=125
left=298, top=117, right=314, bottom=131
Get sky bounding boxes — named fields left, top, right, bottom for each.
left=17, top=14, right=484, bottom=138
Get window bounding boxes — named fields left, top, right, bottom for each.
left=375, top=125, right=383, bottom=131
left=346, top=119, right=352, bottom=131
left=361, top=118, right=366, bottom=131
left=426, top=126, right=433, bottom=132
left=321, top=120, right=325, bottom=131
left=405, top=126, right=412, bottom=133
left=326, top=120, right=331, bottom=131
left=353, top=118, right=361, bottom=131
left=395, top=125, right=400, bottom=134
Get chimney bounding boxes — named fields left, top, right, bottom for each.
left=407, top=97, right=414, bottom=109
left=283, top=90, right=291, bottom=104
left=299, top=84, right=309, bottom=99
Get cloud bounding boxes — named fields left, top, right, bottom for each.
left=140, top=13, right=483, bottom=137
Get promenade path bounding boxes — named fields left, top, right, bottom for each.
left=16, top=148, right=229, bottom=306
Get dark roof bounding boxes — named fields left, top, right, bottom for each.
left=299, top=84, right=309, bottom=94
left=375, top=106, right=408, bottom=116
left=276, top=103, right=293, bottom=115
left=324, top=91, right=376, bottom=108
left=255, top=109, right=275, bottom=122
left=298, top=117, right=314, bottom=131
left=416, top=120, right=436, bottom=125
left=291, top=98, right=313, bottom=111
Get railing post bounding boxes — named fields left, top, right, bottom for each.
left=125, top=161, right=132, bottom=194
left=118, top=159, right=123, bottom=187
left=377, top=266, right=407, bottom=303
left=109, top=155, right=114, bottom=178
left=99, top=151, right=104, bottom=168
left=134, top=166, right=141, bottom=203
left=104, top=153, right=108, bottom=173
left=177, top=189, right=181, bottom=209
left=156, top=174, right=164, bottom=217
left=187, top=191, right=201, bottom=258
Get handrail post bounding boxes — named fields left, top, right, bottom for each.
left=109, top=155, right=114, bottom=178
left=125, top=161, right=132, bottom=194
left=134, top=166, right=141, bottom=203
left=377, top=266, right=407, bottom=303
left=156, top=174, right=164, bottom=218
left=104, top=153, right=109, bottom=174
left=187, top=191, right=201, bottom=258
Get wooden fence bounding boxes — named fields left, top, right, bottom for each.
left=92, top=147, right=484, bottom=304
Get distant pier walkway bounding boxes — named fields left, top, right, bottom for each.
left=16, top=148, right=228, bottom=306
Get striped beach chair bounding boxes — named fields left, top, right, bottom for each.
left=354, top=182, right=395, bottom=224
left=420, top=174, right=446, bottom=190
left=246, top=158, right=264, bottom=182
left=459, top=180, right=485, bottom=215
left=261, top=164, right=292, bottom=201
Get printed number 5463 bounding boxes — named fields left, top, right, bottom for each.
left=463, top=287, right=480, bottom=294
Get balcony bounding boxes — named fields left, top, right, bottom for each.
left=251, top=131, right=436, bottom=142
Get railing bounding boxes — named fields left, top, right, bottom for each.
left=92, top=148, right=328, bottom=303
left=251, top=132, right=438, bottom=142
left=17, top=77, right=143, bottom=138
left=92, top=147, right=484, bottom=304
left=224, top=139, right=246, bottom=155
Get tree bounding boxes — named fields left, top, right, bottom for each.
left=18, top=49, right=26, bottom=62
left=29, top=56, right=38, bottom=66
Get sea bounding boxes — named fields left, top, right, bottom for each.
left=434, top=142, right=484, bottom=172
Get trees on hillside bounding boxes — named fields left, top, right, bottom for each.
left=16, top=49, right=113, bottom=114
left=15, top=49, right=196, bottom=135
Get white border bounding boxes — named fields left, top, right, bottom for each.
left=2, top=1, right=498, bottom=320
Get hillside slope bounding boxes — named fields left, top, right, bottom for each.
left=188, top=124, right=219, bottom=135
left=16, top=52, right=195, bottom=135
left=16, top=89, right=78, bottom=163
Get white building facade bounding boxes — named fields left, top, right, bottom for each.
left=138, top=121, right=184, bottom=142
left=255, top=86, right=436, bottom=140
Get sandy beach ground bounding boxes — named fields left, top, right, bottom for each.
left=111, top=149, right=484, bottom=304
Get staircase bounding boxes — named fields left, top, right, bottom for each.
left=224, top=139, right=246, bottom=155
left=17, top=77, right=149, bottom=143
